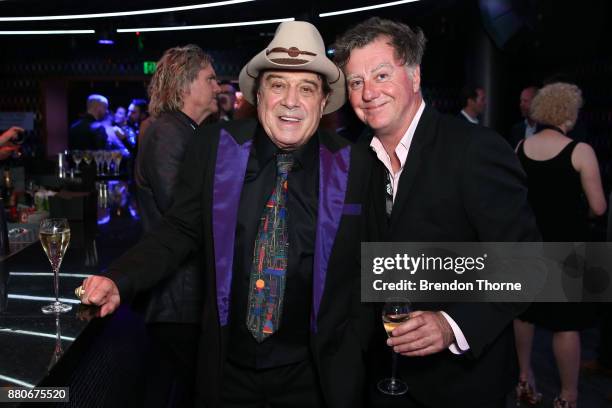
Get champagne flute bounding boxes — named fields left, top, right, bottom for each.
left=103, top=150, right=113, bottom=175
left=378, top=298, right=411, bottom=396
left=111, top=150, right=123, bottom=175
left=39, top=218, right=72, bottom=314
left=71, top=150, right=83, bottom=173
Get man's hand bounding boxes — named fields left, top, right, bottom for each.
left=0, top=145, right=19, bottom=161
left=387, top=311, right=455, bottom=357
left=79, top=276, right=121, bottom=317
left=113, top=126, right=126, bottom=140
left=0, top=126, right=24, bottom=145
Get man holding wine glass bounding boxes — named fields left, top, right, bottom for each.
left=335, top=18, right=540, bottom=407
left=78, top=21, right=375, bottom=408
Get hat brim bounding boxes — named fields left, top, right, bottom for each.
left=239, top=49, right=345, bottom=115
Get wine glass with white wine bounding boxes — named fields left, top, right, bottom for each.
left=39, top=218, right=72, bottom=314
left=378, top=297, right=411, bottom=396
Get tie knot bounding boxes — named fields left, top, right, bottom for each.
left=276, top=153, right=294, bottom=175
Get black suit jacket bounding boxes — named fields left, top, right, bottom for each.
left=509, top=120, right=526, bottom=149
left=366, top=106, right=540, bottom=407
left=133, top=111, right=203, bottom=323
left=110, top=118, right=376, bottom=408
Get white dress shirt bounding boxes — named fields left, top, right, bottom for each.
left=524, top=119, right=537, bottom=138
left=460, top=109, right=479, bottom=124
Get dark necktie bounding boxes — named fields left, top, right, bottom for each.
left=246, top=153, right=293, bottom=342
left=385, top=170, right=393, bottom=219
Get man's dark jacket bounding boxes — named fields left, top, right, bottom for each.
left=508, top=120, right=527, bottom=149
left=68, top=113, right=107, bottom=150
left=134, top=111, right=203, bottom=323
left=365, top=106, right=540, bottom=407
left=110, top=118, right=375, bottom=408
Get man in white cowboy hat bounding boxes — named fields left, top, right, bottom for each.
left=79, top=21, right=374, bottom=408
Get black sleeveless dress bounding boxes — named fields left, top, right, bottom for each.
left=517, top=139, right=589, bottom=330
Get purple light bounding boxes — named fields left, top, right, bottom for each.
left=98, top=39, right=114, bottom=45
left=97, top=214, right=111, bottom=225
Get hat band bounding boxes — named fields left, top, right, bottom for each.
left=269, top=57, right=311, bottom=65
left=266, top=46, right=317, bottom=58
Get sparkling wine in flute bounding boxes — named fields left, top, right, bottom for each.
left=383, top=313, right=410, bottom=336
left=40, top=230, right=71, bottom=272
left=39, top=218, right=72, bottom=314
left=378, top=298, right=411, bottom=396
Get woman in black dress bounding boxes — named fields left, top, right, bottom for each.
left=514, top=83, right=607, bottom=408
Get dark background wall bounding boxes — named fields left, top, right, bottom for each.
left=0, top=0, right=611, bottom=177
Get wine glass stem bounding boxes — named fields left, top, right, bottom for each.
left=391, top=349, right=398, bottom=383
left=52, top=266, right=60, bottom=303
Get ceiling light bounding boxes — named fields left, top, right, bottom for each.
left=0, top=0, right=255, bottom=22
left=0, top=29, right=95, bottom=35
left=117, top=17, right=295, bottom=33
left=319, top=0, right=420, bottom=18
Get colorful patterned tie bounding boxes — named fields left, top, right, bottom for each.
left=246, top=153, right=293, bottom=342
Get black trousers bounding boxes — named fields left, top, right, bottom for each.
left=140, top=322, right=200, bottom=408
left=221, top=359, right=325, bottom=408
left=599, top=303, right=612, bottom=368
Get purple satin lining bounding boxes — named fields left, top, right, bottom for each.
left=342, top=203, right=361, bottom=215
left=312, top=144, right=351, bottom=332
left=212, top=130, right=252, bottom=326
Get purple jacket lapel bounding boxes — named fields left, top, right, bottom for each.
left=312, top=144, right=351, bottom=332
left=212, top=129, right=252, bottom=326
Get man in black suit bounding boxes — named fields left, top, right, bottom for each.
left=79, top=21, right=373, bottom=408
left=508, top=86, right=538, bottom=148
left=68, top=94, right=109, bottom=150
left=135, top=44, right=220, bottom=408
left=334, top=17, right=539, bottom=407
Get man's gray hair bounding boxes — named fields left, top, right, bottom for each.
left=333, top=17, right=426, bottom=69
left=87, top=94, right=108, bottom=108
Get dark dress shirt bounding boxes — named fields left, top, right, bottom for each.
left=227, top=125, right=318, bottom=369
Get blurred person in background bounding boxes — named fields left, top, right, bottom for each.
left=123, top=98, right=149, bottom=154
left=68, top=94, right=109, bottom=150
left=217, top=80, right=237, bottom=121
left=514, top=82, right=606, bottom=408
left=133, top=44, right=219, bottom=408
left=113, top=106, right=127, bottom=127
left=508, top=85, right=538, bottom=148
left=459, top=85, right=486, bottom=125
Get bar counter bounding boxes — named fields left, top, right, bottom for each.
left=0, top=184, right=147, bottom=407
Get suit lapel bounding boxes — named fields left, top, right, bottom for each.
left=312, top=133, right=351, bottom=332
left=389, top=106, right=436, bottom=230
left=212, top=125, right=253, bottom=326
left=371, top=154, right=391, bottom=238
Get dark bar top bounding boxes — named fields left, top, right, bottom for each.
left=0, top=243, right=94, bottom=389
left=0, top=183, right=143, bottom=400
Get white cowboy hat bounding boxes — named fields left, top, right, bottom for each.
left=238, top=21, right=345, bottom=115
